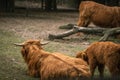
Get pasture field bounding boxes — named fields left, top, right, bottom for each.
left=0, top=11, right=117, bottom=80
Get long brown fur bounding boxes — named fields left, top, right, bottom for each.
left=19, top=40, right=91, bottom=80
left=76, top=41, right=120, bottom=77
left=77, top=1, right=120, bottom=28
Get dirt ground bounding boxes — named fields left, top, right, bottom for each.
left=0, top=11, right=91, bottom=56
left=0, top=11, right=77, bottom=38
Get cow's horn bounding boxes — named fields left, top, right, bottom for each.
left=40, top=39, right=49, bottom=45
left=14, top=43, right=24, bottom=46
left=40, top=41, right=49, bottom=45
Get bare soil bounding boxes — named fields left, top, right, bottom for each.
left=0, top=11, right=90, bottom=56
left=0, top=12, right=77, bottom=38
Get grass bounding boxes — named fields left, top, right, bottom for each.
left=0, top=29, right=39, bottom=80
left=44, top=41, right=85, bottom=57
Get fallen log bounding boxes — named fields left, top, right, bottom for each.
left=49, top=26, right=120, bottom=41
left=99, top=27, right=120, bottom=41
left=49, top=29, right=78, bottom=40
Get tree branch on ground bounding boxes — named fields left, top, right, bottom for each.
left=49, top=26, right=120, bottom=41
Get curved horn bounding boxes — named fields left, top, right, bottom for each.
left=40, top=39, right=49, bottom=45
left=40, top=41, right=49, bottom=45
left=14, top=43, right=24, bottom=46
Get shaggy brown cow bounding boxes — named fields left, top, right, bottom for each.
left=15, top=40, right=91, bottom=80
left=77, top=1, right=120, bottom=28
left=76, top=41, right=120, bottom=78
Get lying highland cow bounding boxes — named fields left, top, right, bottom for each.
left=15, top=40, right=91, bottom=80
left=77, top=1, right=120, bottom=27
left=76, top=41, right=120, bottom=78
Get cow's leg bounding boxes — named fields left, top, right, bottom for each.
left=77, top=7, right=90, bottom=27
left=77, top=17, right=90, bottom=36
left=77, top=11, right=90, bottom=36
left=108, top=64, right=120, bottom=77
left=77, top=17, right=90, bottom=27
left=106, top=55, right=120, bottom=77
left=98, top=64, right=105, bottom=78
left=89, top=60, right=97, bottom=78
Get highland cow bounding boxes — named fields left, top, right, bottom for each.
left=77, top=1, right=120, bottom=28
left=15, top=40, right=91, bottom=80
left=76, top=41, right=120, bottom=78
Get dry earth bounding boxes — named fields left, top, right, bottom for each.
left=0, top=11, right=90, bottom=56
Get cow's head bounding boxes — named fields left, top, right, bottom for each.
left=14, top=39, right=49, bottom=55
left=14, top=39, right=49, bottom=63
left=76, top=51, right=88, bottom=64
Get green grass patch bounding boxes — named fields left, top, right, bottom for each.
left=44, top=41, right=85, bottom=57
left=0, top=29, right=39, bottom=80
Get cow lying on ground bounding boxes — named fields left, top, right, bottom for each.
left=77, top=1, right=120, bottom=28
left=15, top=40, right=91, bottom=80
left=76, top=41, right=120, bottom=78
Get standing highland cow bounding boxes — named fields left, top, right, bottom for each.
left=77, top=1, right=120, bottom=28
left=15, top=39, right=91, bottom=80
left=76, top=41, right=120, bottom=78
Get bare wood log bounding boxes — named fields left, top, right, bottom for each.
left=49, top=26, right=120, bottom=41
left=99, top=27, right=120, bottom=41
left=49, top=29, right=78, bottom=40
left=73, top=26, right=108, bottom=34
left=49, top=26, right=108, bottom=40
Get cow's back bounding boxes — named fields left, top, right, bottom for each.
left=40, top=53, right=90, bottom=80
left=112, top=7, right=120, bottom=27
left=85, top=42, right=120, bottom=64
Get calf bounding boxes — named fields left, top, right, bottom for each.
left=76, top=41, right=120, bottom=78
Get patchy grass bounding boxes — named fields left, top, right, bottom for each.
left=44, top=41, right=85, bottom=57
left=0, top=29, right=39, bottom=80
